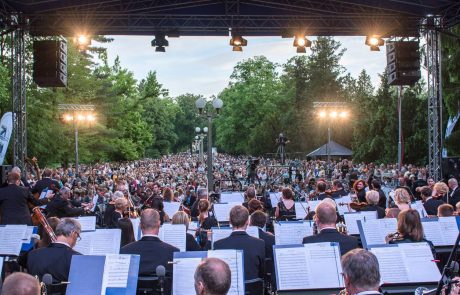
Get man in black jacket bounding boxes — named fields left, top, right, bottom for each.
left=302, top=200, right=359, bottom=256
left=31, top=168, right=60, bottom=195
left=448, top=178, right=460, bottom=207
left=250, top=210, right=275, bottom=287
left=0, top=172, right=52, bottom=225
left=120, top=209, right=179, bottom=276
left=214, top=205, right=265, bottom=281
left=421, top=186, right=444, bottom=216
left=46, top=187, right=90, bottom=218
left=28, top=218, right=82, bottom=282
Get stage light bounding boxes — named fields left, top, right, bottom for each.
left=230, top=35, right=247, bottom=51
left=63, top=114, right=73, bottom=121
left=319, top=111, right=326, bottom=118
left=365, top=35, right=384, bottom=51
left=296, top=46, right=306, bottom=53
left=74, top=34, right=91, bottom=50
left=76, top=114, right=85, bottom=121
left=339, top=111, right=348, bottom=118
left=232, top=46, right=243, bottom=52
left=330, top=111, right=338, bottom=118
left=86, top=113, right=96, bottom=122
left=152, top=33, right=169, bottom=52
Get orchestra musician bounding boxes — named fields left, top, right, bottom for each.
left=385, top=188, right=411, bottom=218
left=302, top=200, right=359, bottom=256
left=31, top=168, right=60, bottom=195
left=104, top=191, right=124, bottom=227
left=341, top=249, right=382, bottom=295
left=352, top=190, right=385, bottom=219
left=109, top=198, right=128, bottom=228
left=330, top=180, right=348, bottom=198
left=27, top=218, right=82, bottom=283
left=314, top=181, right=329, bottom=200
left=0, top=172, right=53, bottom=225
left=194, top=258, right=231, bottom=295
left=353, top=180, right=367, bottom=203
left=275, top=187, right=295, bottom=221
left=420, top=186, right=444, bottom=216
left=196, top=199, right=217, bottom=249
left=172, top=211, right=201, bottom=251
left=191, top=188, right=209, bottom=218
left=1, top=272, right=41, bottom=295
left=46, top=187, right=91, bottom=218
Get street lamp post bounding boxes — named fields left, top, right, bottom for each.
left=59, top=104, right=96, bottom=175
left=195, top=97, right=223, bottom=192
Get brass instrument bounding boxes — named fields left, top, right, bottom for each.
left=336, top=221, right=348, bottom=235
left=32, top=207, right=57, bottom=242
left=126, top=194, right=139, bottom=218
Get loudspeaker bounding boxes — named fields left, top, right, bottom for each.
left=442, top=157, right=460, bottom=181
left=33, top=40, right=67, bottom=87
left=1, top=165, right=12, bottom=184
left=386, top=41, right=421, bottom=86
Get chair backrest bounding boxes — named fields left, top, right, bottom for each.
left=46, top=283, right=68, bottom=295
left=244, top=278, right=264, bottom=294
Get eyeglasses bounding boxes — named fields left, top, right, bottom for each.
left=73, top=231, right=81, bottom=242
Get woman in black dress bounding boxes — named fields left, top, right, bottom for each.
left=196, top=199, right=217, bottom=249
left=275, top=188, right=296, bottom=221
left=353, top=179, right=367, bottom=203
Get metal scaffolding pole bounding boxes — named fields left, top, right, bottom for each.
left=425, top=17, right=443, bottom=181
left=11, top=14, right=27, bottom=176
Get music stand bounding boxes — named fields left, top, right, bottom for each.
left=436, top=231, right=460, bottom=294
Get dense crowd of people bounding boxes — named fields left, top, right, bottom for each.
left=0, top=152, right=459, bottom=295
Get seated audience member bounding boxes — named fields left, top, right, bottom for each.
left=385, top=188, right=411, bottom=218
left=385, top=209, right=435, bottom=254
left=172, top=211, right=201, bottom=251
left=117, top=218, right=135, bottom=247
left=27, top=218, right=82, bottom=282
left=214, top=205, right=265, bottom=281
left=275, top=188, right=295, bottom=220
left=303, top=200, right=359, bottom=256
left=355, top=190, right=385, bottom=219
left=110, top=198, right=128, bottom=228
left=1, top=272, right=40, bottom=295
left=437, top=204, right=455, bottom=217
left=420, top=186, right=444, bottom=216
left=120, top=209, right=179, bottom=276
left=194, top=258, right=231, bottom=295
left=341, top=249, right=382, bottom=295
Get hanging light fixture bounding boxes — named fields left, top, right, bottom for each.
left=151, top=32, right=169, bottom=52
left=365, top=35, right=384, bottom=51
left=293, top=35, right=311, bottom=53
left=230, top=34, right=247, bottom=51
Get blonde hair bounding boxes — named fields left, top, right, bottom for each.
left=365, top=191, right=380, bottom=205
left=433, top=182, right=449, bottom=197
left=172, top=211, right=190, bottom=230
left=394, top=188, right=411, bottom=204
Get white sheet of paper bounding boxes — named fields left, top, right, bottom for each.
left=274, top=243, right=343, bottom=290
left=91, top=195, right=99, bottom=212
left=246, top=226, right=260, bottom=239
left=269, top=193, right=281, bottom=208
left=23, top=226, right=34, bottom=242
left=208, top=250, right=244, bottom=295
left=359, top=218, right=397, bottom=247
left=188, top=221, right=198, bottom=234
left=211, top=228, right=232, bottom=248
left=274, top=222, right=314, bottom=245
left=100, top=254, right=130, bottom=295
left=335, top=195, right=355, bottom=215
left=411, top=201, right=428, bottom=218
left=0, top=225, right=28, bottom=256
left=344, top=211, right=378, bottom=235
left=371, top=243, right=440, bottom=284
left=220, top=193, right=245, bottom=203
left=173, top=257, right=203, bottom=295
left=422, top=217, right=459, bottom=246
left=75, top=216, right=97, bottom=232
left=159, top=224, right=186, bottom=252
left=0, top=257, right=3, bottom=276
left=74, top=229, right=121, bottom=255
left=130, top=218, right=141, bottom=241
left=213, top=202, right=241, bottom=222
left=306, top=200, right=321, bottom=212
left=163, top=202, right=181, bottom=218
left=294, top=202, right=309, bottom=219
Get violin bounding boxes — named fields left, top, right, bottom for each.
left=337, top=201, right=368, bottom=211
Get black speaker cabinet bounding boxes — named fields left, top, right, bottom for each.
left=33, top=40, right=67, bottom=87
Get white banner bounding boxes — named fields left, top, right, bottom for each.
left=0, top=112, right=13, bottom=165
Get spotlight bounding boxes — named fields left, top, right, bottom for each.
left=76, top=114, right=85, bottom=121
left=230, top=35, right=247, bottom=51
left=330, top=111, right=338, bottom=118
left=339, top=111, right=348, bottom=118
left=319, top=111, right=326, bottom=118
left=63, top=114, right=73, bottom=121
left=74, top=34, right=91, bottom=50
left=293, top=36, right=311, bottom=48
left=296, top=46, right=306, bottom=53
left=365, top=35, right=384, bottom=51
left=86, top=113, right=96, bottom=122
left=152, top=33, right=169, bottom=52
left=232, top=46, right=243, bottom=52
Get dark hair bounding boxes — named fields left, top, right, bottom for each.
left=229, top=205, right=249, bottom=228
left=317, top=181, right=327, bottom=193
left=162, top=187, right=174, bottom=202
left=150, top=197, right=164, bottom=211
left=194, top=258, right=231, bottom=295
left=246, top=187, right=256, bottom=199
left=118, top=218, right=135, bottom=247
left=333, top=180, right=343, bottom=188
left=250, top=210, right=267, bottom=228
left=420, top=186, right=432, bottom=198
left=397, top=209, right=424, bottom=241
left=371, top=179, right=381, bottom=190
left=282, top=188, right=293, bottom=200
left=248, top=199, right=263, bottom=214
left=437, top=204, right=454, bottom=217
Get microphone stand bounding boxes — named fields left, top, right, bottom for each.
left=435, top=231, right=460, bottom=295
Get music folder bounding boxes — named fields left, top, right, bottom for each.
left=163, top=202, right=181, bottom=219
left=67, top=254, right=140, bottom=295
left=213, top=202, right=242, bottom=222
left=0, top=225, right=29, bottom=256
left=369, top=243, right=441, bottom=285
left=357, top=218, right=397, bottom=249
left=74, top=229, right=121, bottom=255
left=273, top=242, right=344, bottom=291
left=173, top=249, right=245, bottom=295
left=343, top=211, right=378, bottom=235
left=220, top=192, right=245, bottom=203
left=274, top=221, right=314, bottom=245
left=421, top=216, right=459, bottom=246
left=75, top=216, right=97, bottom=232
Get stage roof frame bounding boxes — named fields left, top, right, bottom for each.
left=1, top=1, right=459, bottom=37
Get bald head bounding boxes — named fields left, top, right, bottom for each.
left=194, top=258, right=231, bottom=295
left=1, top=272, right=40, bottom=295
left=315, top=201, right=337, bottom=226
left=140, top=208, right=161, bottom=234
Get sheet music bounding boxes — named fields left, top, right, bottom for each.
left=75, top=216, right=97, bottom=232
left=274, top=243, right=343, bottom=290
left=294, top=202, right=309, bottom=220
left=269, top=192, right=281, bottom=208
left=246, top=226, right=259, bottom=239
left=159, top=224, right=186, bottom=252
left=213, top=202, right=241, bottom=222
left=411, top=201, right=428, bottom=218
left=173, top=257, right=203, bottom=295
left=0, top=257, right=3, bottom=276
left=422, top=217, right=459, bottom=246
left=163, top=202, right=181, bottom=218
left=211, top=228, right=232, bottom=248
left=100, top=254, right=130, bottom=294
left=130, top=218, right=141, bottom=241
left=74, top=229, right=121, bottom=255
left=335, top=195, right=355, bottom=215
left=0, top=225, right=28, bottom=256
left=306, top=200, right=321, bottom=212
left=371, top=243, right=441, bottom=284
left=208, top=250, right=244, bottom=295
left=188, top=221, right=198, bottom=233
left=23, top=226, right=34, bottom=242
left=220, top=193, right=244, bottom=203
left=274, top=221, right=314, bottom=245
left=344, top=211, right=378, bottom=235
left=358, top=218, right=397, bottom=248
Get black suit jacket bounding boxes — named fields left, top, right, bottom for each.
left=447, top=187, right=460, bottom=207
left=120, top=236, right=179, bottom=276
left=302, top=228, right=359, bottom=256
left=0, top=184, right=48, bottom=225
left=32, top=178, right=60, bottom=194
left=213, top=231, right=265, bottom=280
left=423, top=198, right=445, bottom=216
left=186, top=233, right=201, bottom=251
left=258, top=228, right=275, bottom=260
left=361, top=205, right=386, bottom=219
left=46, top=195, right=85, bottom=218
left=27, top=243, right=81, bottom=282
